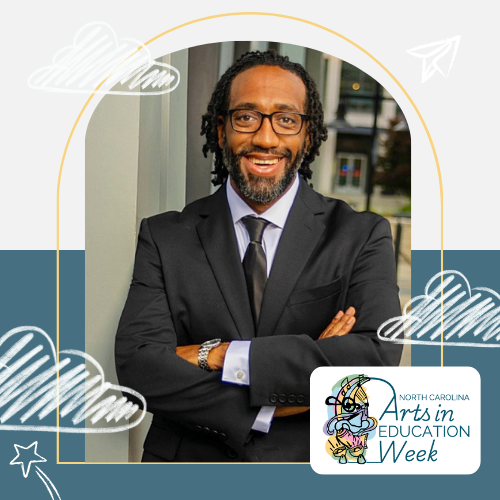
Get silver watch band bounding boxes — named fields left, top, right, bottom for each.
left=198, top=339, right=222, bottom=371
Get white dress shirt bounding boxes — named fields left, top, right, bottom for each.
left=221, top=174, right=300, bottom=432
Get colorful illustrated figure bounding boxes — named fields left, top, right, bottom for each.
left=324, top=374, right=378, bottom=464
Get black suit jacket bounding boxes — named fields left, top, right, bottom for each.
left=115, top=179, right=402, bottom=462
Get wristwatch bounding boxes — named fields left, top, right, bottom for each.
left=198, top=338, right=222, bottom=371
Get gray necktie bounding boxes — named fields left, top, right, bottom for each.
left=242, top=216, right=270, bottom=329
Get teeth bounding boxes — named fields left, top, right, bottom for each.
left=248, top=158, right=281, bottom=165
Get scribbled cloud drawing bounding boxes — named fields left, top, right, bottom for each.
left=407, top=36, right=460, bottom=83
left=27, top=21, right=180, bottom=95
left=10, top=441, right=61, bottom=499
left=0, top=326, right=146, bottom=432
left=378, top=270, right=500, bottom=347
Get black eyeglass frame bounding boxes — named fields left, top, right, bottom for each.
left=227, top=109, right=309, bottom=136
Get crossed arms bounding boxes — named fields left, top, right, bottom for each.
left=115, top=215, right=402, bottom=454
left=175, top=306, right=356, bottom=418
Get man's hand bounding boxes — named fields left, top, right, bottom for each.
left=275, top=308, right=356, bottom=418
left=176, top=343, right=229, bottom=370
left=318, top=307, right=356, bottom=340
left=274, top=406, right=310, bottom=417
left=207, top=343, right=229, bottom=370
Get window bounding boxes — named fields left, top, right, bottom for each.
left=335, top=153, right=367, bottom=192
left=340, top=62, right=377, bottom=113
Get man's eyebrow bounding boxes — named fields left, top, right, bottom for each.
left=273, top=103, right=301, bottom=112
left=231, top=102, right=302, bottom=112
left=231, top=102, right=259, bottom=110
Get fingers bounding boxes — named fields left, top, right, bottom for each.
left=274, top=406, right=310, bottom=418
left=318, top=310, right=344, bottom=339
left=319, top=307, right=356, bottom=339
left=334, top=315, right=356, bottom=337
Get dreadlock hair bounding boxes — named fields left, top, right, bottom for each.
left=201, top=50, right=328, bottom=186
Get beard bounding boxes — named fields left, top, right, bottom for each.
left=222, top=139, right=306, bottom=205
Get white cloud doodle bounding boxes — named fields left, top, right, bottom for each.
left=407, top=36, right=461, bottom=83
left=0, top=326, right=147, bottom=432
left=27, top=21, right=179, bottom=95
left=378, top=270, right=500, bottom=347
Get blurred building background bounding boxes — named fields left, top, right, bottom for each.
left=85, top=41, right=411, bottom=462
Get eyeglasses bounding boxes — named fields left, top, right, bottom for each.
left=228, top=109, right=308, bottom=135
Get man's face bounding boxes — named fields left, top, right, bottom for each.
left=217, top=65, right=310, bottom=209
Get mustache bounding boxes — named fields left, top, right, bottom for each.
left=235, top=147, right=292, bottom=159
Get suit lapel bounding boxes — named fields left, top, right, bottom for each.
left=196, top=186, right=255, bottom=340
left=256, top=181, right=327, bottom=337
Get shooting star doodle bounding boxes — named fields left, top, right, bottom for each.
left=10, top=441, right=61, bottom=499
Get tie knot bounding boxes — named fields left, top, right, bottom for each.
left=242, top=216, right=270, bottom=244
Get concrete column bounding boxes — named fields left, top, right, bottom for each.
left=85, top=93, right=140, bottom=462
left=316, top=55, right=342, bottom=196
left=219, top=42, right=235, bottom=77
left=186, top=43, right=221, bottom=204
left=250, top=41, right=268, bottom=52
left=279, top=43, right=306, bottom=65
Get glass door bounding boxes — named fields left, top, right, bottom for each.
left=335, top=153, right=366, bottom=192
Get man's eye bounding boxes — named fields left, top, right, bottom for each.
left=234, top=112, right=258, bottom=122
left=276, top=114, right=299, bottom=126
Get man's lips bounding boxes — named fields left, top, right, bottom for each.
left=242, top=154, right=286, bottom=177
left=246, top=155, right=283, bottom=165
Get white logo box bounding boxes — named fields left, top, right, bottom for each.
left=310, top=367, right=480, bottom=474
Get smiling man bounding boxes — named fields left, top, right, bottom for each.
left=220, top=65, right=309, bottom=210
left=115, top=51, right=402, bottom=463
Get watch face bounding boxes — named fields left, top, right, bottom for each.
left=203, top=338, right=221, bottom=348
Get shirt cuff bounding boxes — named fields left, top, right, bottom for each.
left=251, top=406, right=275, bottom=433
left=221, top=341, right=251, bottom=386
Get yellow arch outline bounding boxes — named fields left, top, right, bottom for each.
left=55, top=12, right=444, bottom=463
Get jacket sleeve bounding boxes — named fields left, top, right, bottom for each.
left=248, top=218, right=403, bottom=407
left=115, top=219, right=259, bottom=453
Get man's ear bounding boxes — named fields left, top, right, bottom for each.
left=217, top=116, right=225, bottom=149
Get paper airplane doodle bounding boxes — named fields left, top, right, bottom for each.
left=10, top=441, right=61, bottom=499
left=378, top=270, right=500, bottom=347
left=27, top=21, right=180, bottom=95
left=407, top=36, right=460, bottom=83
left=0, top=326, right=146, bottom=432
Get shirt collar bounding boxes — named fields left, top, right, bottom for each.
left=226, top=174, right=300, bottom=229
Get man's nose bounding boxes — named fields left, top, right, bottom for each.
left=251, top=116, right=280, bottom=149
